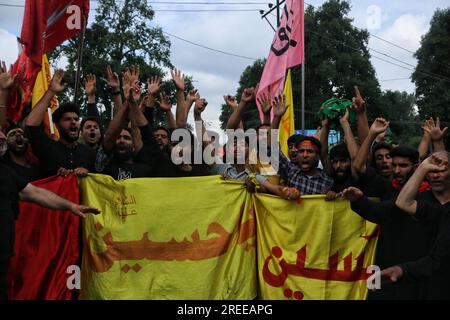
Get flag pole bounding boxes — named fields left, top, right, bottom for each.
left=73, top=16, right=87, bottom=106
left=301, top=61, right=305, bottom=135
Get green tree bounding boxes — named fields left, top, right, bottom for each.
left=381, top=90, right=421, bottom=145
left=412, top=8, right=450, bottom=147
left=219, top=59, right=265, bottom=130
left=220, top=0, right=384, bottom=130
left=50, top=0, right=190, bottom=127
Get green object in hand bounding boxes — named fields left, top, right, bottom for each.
left=318, top=98, right=357, bottom=129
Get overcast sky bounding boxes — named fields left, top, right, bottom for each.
left=0, top=0, right=449, bottom=138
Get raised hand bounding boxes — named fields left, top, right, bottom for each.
left=241, top=87, right=256, bottom=104
left=147, top=76, right=162, bottom=96
left=106, top=66, right=120, bottom=91
left=131, top=80, right=142, bottom=103
left=158, top=92, right=172, bottom=112
left=171, top=68, right=185, bottom=91
left=194, top=98, right=208, bottom=116
left=423, top=117, right=448, bottom=142
left=351, top=85, right=365, bottom=113
left=369, top=118, right=389, bottom=136
left=130, top=65, right=140, bottom=84
left=0, top=60, right=17, bottom=91
left=321, top=116, right=330, bottom=129
left=122, top=68, right=132, bottom=100
left=339, top=108, right=350, bottom=124
left=272, top=94, right=288, bottom=118
left=257, top=92, right=272, bottom=115
left=50, top=69, right=67, bottom=93
left=223, top=95, right=238, bottom=110
left=187, top=89, right=200, bottom=104
left=342, top=187, right=364, bottom=202
left=84, top=74, right=96, bottom=97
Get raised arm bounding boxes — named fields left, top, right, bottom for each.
left=271, top=94, right=288, bottom=131
left=319, top=117, right=332, bottom=175
left=26, top=69, right=67, bottom=126
left=106, top=65, right=123, bottom=116
left=157, top=92, right=176, bottom=129
left=171, top=68, right=188, bottom=128
left=103, top=98, right=130, bottom=153
left=418, top=119, right=432, bottom=160
left=224, top=95, right=243, bottom=130
left=352, top=86, right=369, bottom=144
left=84, top=73, right=100, bottom=118
left=194, top=97, right=209, bottom=149
left=395, top=153, right=448, bottom=215
left=340, top=108, right=359, bottom=159
left=424, top=117, right=448, bottom=152
left=257, top=92, right=272, bottom=125
left=352, top=118, right=389, bottom=175
left=0, top=60, right=18, bottom=129
left=146, top=75, right=162, bottom=110
left=226, top=87, right=255, bottom=130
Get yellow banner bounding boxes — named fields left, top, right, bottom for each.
left=79, top=174, right=257, bottom=300
left=79, top=175, right=378, bottom=300
left=255, top=194, right=378, bottom=300
left=32, top=55, right=59, bottom=138
left=279, top=69, right=295, bottom=156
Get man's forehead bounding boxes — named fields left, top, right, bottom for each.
left=62, top=112, right=79, bottom=119
left=155, top=129, right=168, bottom=136
left=375, top=149, right=390, bottom=155
left=392, top=156, right=413, bottom=164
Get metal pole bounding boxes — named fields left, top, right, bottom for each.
left=276, top=0, right=280, bottom=27
left=73, top=16, right=87, bottom=106
left=301, top=62, right=305, bottom=134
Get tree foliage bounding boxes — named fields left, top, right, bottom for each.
left=220, top=0, right=384, bottom=130
left=50, top=0, right=192, bottom=127
left=412, top=7, right=450, bottom=147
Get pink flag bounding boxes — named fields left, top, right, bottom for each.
left=257, top=0, right=304, bottom=121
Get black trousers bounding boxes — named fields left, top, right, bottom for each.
left=0, top=258, right=9, bottom=300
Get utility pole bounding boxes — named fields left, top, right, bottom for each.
left=260, top=0, right=305, bottom=134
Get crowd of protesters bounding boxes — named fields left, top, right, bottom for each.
left=1, top=58, right=450, bottom=300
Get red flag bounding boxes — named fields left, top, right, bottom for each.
left=8, top=0, right=90, bottom=123
left=256, top=0, right=304, bottom=121
left=8, top=175, right=80, bottom=300
left=20, top=0, right=90, bottom=65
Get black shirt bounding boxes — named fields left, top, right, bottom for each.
left=0, top=163, right=28, bottom=258
left=397, top=192, right=450, bottom=299
left=1, top=152, right=40, bottom=182
left=355, top=166, right=395, bottom=200
left=102, top=159, right=153, bottom=180
left=25, top=125, right=96, bottom=178
left=351, top=194, right=440, bottom=299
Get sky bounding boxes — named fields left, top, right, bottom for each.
left=0, top=0, right=449, bottom=139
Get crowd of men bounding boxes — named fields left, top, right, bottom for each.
left=1, top=59, right=450, bottom=300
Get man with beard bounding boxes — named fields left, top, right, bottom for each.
left=388, top=152, right=450, bottom=299
left=95, top=86, right=156, bottom=180
left=340, top=149, right=436, bottom=300
left=272, top=96, right=333, bottom=195
left=154, top=126, right=171, bottom=152
left=1, top=127, right=40, bottom=181
left=25, top=70, right=95, bottom=178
